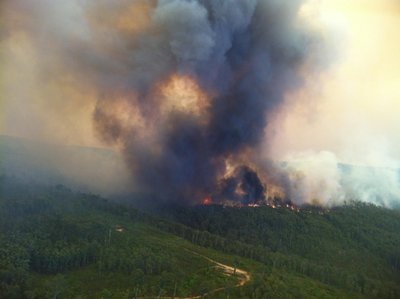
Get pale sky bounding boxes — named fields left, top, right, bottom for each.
left=267, top=0, right=400, bottom=167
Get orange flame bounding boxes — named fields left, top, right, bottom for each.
left=158, top=74, right=210, bottom=120
left=202, top=196, right=213, bottom=205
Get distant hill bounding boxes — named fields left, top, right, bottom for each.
left=3, top=134, right=399, bottom=207
left=0, top=135, right=132, bottom=197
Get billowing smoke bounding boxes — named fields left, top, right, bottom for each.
left=4, top=0, right=399, bottom=208
left=89, top=0, right=321, bottom=203
left=282, top=151, right=400, bottom=208
left=1, top=0, right=322, bottom=204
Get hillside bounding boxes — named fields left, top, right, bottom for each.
left=160, top=203, right=400, bottom=297
left=0, top=135, right=131, bottom=196
left=1, top=176, right=360, bottom=299
left=0, top=177, right=240, bottom=298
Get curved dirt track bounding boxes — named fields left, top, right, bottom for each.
left=137, top=249, right=251, bottom=299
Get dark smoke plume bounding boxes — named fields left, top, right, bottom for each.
left=3, top=0, right=322, bottom=204
left=6, top=1, right=400, bottom=209
left=91, top=0, right=320, bottom=203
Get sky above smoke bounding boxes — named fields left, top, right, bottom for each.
left=1, top=0, right=400, bottom=207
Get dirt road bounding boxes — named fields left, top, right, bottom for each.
left=185, top=249, right=251, bottom=287
left=137, top=249, right=251, bottom=299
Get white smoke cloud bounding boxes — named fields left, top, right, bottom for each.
left=282, top=151, right=344, bottom=206
left=282, top=151, right=400, bottom=208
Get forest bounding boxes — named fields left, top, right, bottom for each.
left=1, top=175, right=400, bottom=298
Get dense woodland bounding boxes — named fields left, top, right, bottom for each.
left=155, top=203, right=400, bottom=297
left=1, top=175, right=400, bottom=298
left=0, top=176, right=241, bottom=298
